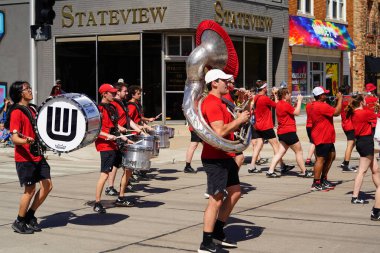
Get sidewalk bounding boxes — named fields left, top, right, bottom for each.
left=0, top=120, right=379, bottom=253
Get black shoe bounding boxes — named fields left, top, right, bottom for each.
left=137, top=171, right=150, bottom=180
left=105, top=187, right=119, bottom=196
left=310, top=183, right=330, bottom=192
left=129, top=174, right=140, bottom=183
left=266, top=171, right=281, bottom=178
left=248, top=167, right=261, bottom=173
left=304, top=160, right=314, bottom=167
left=125, top=182, right=135, bottom=192
left=93, top=202, right=106, bottom=213
left=26, top=217, right=42, bottom=232
left=198, top=242, right=220, bottom=253
left=184, top=166, right=197, bottom=173
left=321, top=179, right=335, bottom=189
left=341, top=165, right=357, bottom=173
left=371, top=208, right=380, bottom=221
left=255, top=158, right=268, bottom=166
left=11, top=220, right=34, bottom=234
left=351, top=197, right=369, bottom=204
left=213, top=237, right=237, bottom=248
left=297, top=170, right=313, bottom=178
left=281, top=164, right=295, bottom=173
left=115, top=197, right=135, bottom=207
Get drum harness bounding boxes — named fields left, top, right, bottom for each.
left=99, top=103, right=125, bottom=149
left=5, top=104, right=46, bottom=156
left=113, top=99, right=131, bottom=130
left=127, top=101, right=143, bottom=126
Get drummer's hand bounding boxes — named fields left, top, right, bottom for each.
left=25, top=137, right=35, bottom=144
left=148, top=117, right=155, bottom=122
left=106, top=134, right=117, bottom=141
left=127, top=139, right=134, bottom=144
left=144, top=124, right=153, bottom=131
left=119, top=126, right=127, bottom=133
left=120, top=136, right=129, bottom=142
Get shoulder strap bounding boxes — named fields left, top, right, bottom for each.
left=5, top=104, right=36, bottom=129
left=99, top=103, right=119, bottom=126
left=127, top=101, right=142, bottom=118
left=221, top=97, right=236, bottom=112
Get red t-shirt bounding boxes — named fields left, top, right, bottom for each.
left=111, top=100, right=127, bottom=127
left=341, top=98, right=354, bottom=131
left=310, top=101, right=336, bottom=145
left=305, top=102, right=313, bottom=128
left=253, top=95, right=276, bottom=131
left=95, top=104, right=118, bottom=151
left=365, top=96, right=378, bottom=127
left=128, top=102, right=142, bottom=125
left=201, top=94, right=235, bottom=159
left=276, top=100, right=296, bottom=135
left=351, top=109, right=377, bottom=137
left=10, top=108, right=42, bottom=162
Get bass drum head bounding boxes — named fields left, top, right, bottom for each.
left=36, top=94, right=97, bottom=153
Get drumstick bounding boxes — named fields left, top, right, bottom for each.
left=114, top=134, right=136, bottom=139
left=155, top=113, right=162, bottom=119
left=128, top=140, right=144, bottom=145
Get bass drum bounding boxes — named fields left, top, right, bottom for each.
left=36, top=93, right=101, bottom=153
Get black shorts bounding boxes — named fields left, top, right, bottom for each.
left=16, top=158, right=51, bottom=187
left=190, top=131, right=202, bottom=142
left=278, top=132, right=299, bottom=146
left=100, top=150, right=121, bottom=173
left=202, top=158, right=240, bottom=196
left=344, top=130, right=355, bottom=141
left=252, top=128, right=260, bottom=139
left=315, top=143, right=336, bottom=158
left=306, top=127, right=313, bottom=144
left=254, top=128, right=276, bottom=140
left=372, top=127, right=376, bottom=138
left=356, top=135, right=374, bottom=157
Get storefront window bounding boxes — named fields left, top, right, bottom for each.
left=55, top=37, right=96, bottom=101
left=166, top=35, right=194, bottom=56
left=245, top=38, right=267, bottom=90
left=143, top=33, right=162, bottom=118
left=167, top=36, right=180, bottom=55
left=326, top=63, right=339, bottom=95
left=166, top=93, right=185, bottom=120
left=181, top=36, right=193, bottom=56
left=292, top=61, right=307, bottom=95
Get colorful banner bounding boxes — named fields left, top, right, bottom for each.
left=0, top=82, right=7, bottom=111
left=0, top=11, right=4, bottom=42
left=289, top=15, right=355, bottom=51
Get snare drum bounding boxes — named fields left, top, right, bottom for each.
left=121, top=145, right=153, bottom=170
left=131, top=135, right=159, bottom=157
left=149, top=125, right=170, bottom=148
left=36, top=93, right=101, bottom=153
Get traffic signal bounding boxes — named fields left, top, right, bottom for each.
left=35, top=0, right=56, bottom=25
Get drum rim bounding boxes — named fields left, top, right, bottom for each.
left=35, top=93, right=101, bottom=153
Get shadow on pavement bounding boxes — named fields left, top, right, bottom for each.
left=240, top=182, right=257, bottom=196
left=157, top=169, right=179, bottom=174
left=39, top=211, right=129, bottom=228
left=225, top=216, right=265, bottom=242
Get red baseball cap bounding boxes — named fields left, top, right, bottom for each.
left=365, top=83, right=376, bottom=92
left=99, top=83, right=117, bottom=94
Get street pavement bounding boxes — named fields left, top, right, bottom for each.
left=0, top=116, right=379, bottom=253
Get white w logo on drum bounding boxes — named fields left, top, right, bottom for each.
left=46, top=106, right=78, bottom=141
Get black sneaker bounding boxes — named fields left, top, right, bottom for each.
left=213, top=237, right=237, bottom=248
left=198, top=242, right=218, bottom=253
left=125, top=182, right=135, bottom=192
left=351, top=197, right=369, bottom=204
left=280, top=164, right=295, bottom=173
left=93, top=202, right=106, bottom=213
left=371, top=209, right=380, bottom=221
left=310, top=183, right=329, bottom=192
left=297, top=170, right=313, bottom=178
left=322, top=179, right=335, bottom=189
left=248, top=167, right=261, bottom=173
left=255, top=158, right=268, bottom=165
left=341, top=165, right=357, bottom=173
left=105, top=187, right=119, bottom=196
left=184, top=166, right=197, bottom=173
left=26, top=217, right=42, bottom=232
left=129, top=174, right=140, bottom=183
left=266, top=171, right=281, bottom=178
left=115, top=197, right=135, bottom=207
left=305, top=160, right=314, bottom=167
left=11, top=219, right=34, bottom=234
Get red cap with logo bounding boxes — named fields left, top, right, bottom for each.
left=99, top=83, right=117, bottom=94
left=365, top=83, right=376, bottom=92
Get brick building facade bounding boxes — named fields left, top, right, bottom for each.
left=351, top=0, right=380, bottom=92
left=288, top=0, right=354, bottom=96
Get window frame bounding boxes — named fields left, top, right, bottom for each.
left=326, top=0, right=346, bottom=21
left=165, top=35, right=194, bottom=57
left=297, top=0, right=314, bottom=16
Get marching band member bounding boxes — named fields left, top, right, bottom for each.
left=364, top=83, right=379, bottom=135
left=198, top=69, right=250, bottom=252
left=8, top=81, right=52, bottom=233
left=345, top=94, right=380, bottom=220
left=339, top=86, right=357, bottom=173
left=309, top=86, right=342, bottom=191
left=127, top=85, right=154, bottom=130
left=184, top=126, right=201, bottom=173
left=247, top=81, right=294, bottom=174
left=305, top=97, right=315, bottom=167
left=105, top=82, right=144, bottom=199
left=265, top=88, right=313, bottom=178
left=94, top=84, right=133, bottom=213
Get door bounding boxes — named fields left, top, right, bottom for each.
left=165, top=61, right=186, bottom=121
